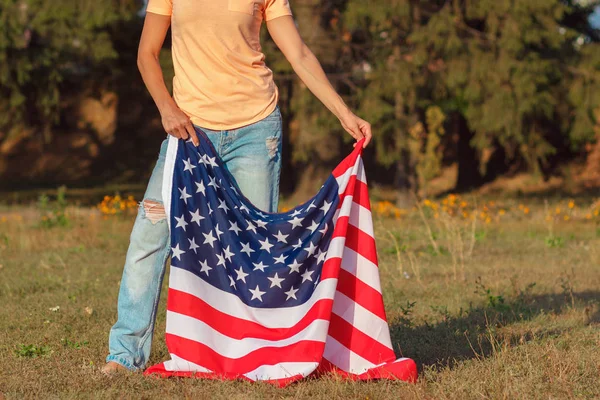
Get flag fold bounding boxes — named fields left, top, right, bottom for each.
left=144, top=131, right=417, bottom=386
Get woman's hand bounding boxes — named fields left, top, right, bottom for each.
left=160, top=102, right=199, bottom=146
left=339, top=109, right=372, bottom=148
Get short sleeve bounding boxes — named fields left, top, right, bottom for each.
left=146, top=0, right=173, bottom=16
left=264, top=0, right=293, bottom=21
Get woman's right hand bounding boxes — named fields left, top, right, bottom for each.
left=160, top=101, right=199, bottom=146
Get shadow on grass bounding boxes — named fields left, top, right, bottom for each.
left=389, top=290, right=600, bottom=370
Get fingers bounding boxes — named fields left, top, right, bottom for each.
left=344, top=122, right=364, bottom=144
left=360, top=121, right=372, bottom=148
left=185, top=121, right=199, bottom=146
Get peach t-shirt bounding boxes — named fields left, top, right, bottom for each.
left=146, top=0, right=293, bottom=129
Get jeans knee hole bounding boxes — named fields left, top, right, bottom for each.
left=265, top=136, right=279, bottom=159
left=141, top=200, right=166, bottom=224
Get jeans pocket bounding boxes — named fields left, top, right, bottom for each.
left=228, top=0, right=256, bottom=15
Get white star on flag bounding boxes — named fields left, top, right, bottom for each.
left=208, top=176, right=218, bottom=190
left=216, top=253, right=226, bottom=268
left=195, top=180, right=206, bottom=195
left=218, top=199, right=229, bottom=213
left=223, top=246, right=235, bottom=261
left=215, top=224, right=224, bottom=239
left=249, top=285, right=266, bottom=301
left=273, top=231, right=289, bottom=243
left=229, top=221, right=242, bottom=235
left=301, top=268, right=314, bottom=283
left=189, top=209, right=204, bottom=226
left=179, top=187, right=192, bottom=204
left=259, top=238, right=274, bottom=253
left=235, top=267, right=249, bottom=283
left=308, top=220, right=320, bottom=233
left=267, top=273, right=285, bottom=288
left=252, top=261, right=268, bottom=272
left=320, top=200, right=332, bottom=214
left=183, top=158, right=196, bottom=174
left=199, top=259, right=212, bottom=276
left=284, top=286, right=299, bottom=300
left=202, top=231, right=217, bottom=248
left=175, top=215, right=188, bottom=231
left=240, top=242, right=255, bottom=256
left=171, top=244, right=185, bottom=260
left=287, top=259, right=302, bottom=274
left=246, top=221, right=257, bottom=233
left=188, top=237, right=200, bottom=253
left=273, top=254, right=287, bottom=264
left=305, top=241, right=318, bottom=256
left=288, top=216, right=303, bottom=229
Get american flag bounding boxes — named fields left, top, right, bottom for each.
left=144, top=132, right=417, bottom=386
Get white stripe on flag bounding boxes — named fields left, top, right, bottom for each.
left=339, top=245, right=381, bottom=294
left=335, top=195, right=374, bottom=237
left=331, top=292, right=392, bottom=350
left=166, top=311, right=330, bottom=359
left=326, top=237, right=381, bottom=293
left=169, top=267, right=338, bottom=328
left=163, top=353, right=212, bottom=373
left=334, top=156, right=367, bottom=195
left=162, top=135, right=179, bottom=231
left=322, top=336, right=376, bottom=374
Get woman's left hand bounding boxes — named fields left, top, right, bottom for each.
left=339, top=110, right=372, bottom=148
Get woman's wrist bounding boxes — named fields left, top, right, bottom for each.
left=330, top=97, right=351, bottom=120
left=157, top=97, right=178, bottom=116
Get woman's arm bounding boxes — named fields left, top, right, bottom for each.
left=138, top=13, right=198, bottom=145
left=266, top=16, right=372, bottom=148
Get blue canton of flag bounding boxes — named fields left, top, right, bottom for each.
left=169, top=136, right=338, bottom=308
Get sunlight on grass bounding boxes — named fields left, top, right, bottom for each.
left=0, top=194, right=599, bottom=398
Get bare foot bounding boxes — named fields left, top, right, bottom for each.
left=101, top=361, right=128, bottom=375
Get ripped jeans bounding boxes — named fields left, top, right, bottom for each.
left=106, top=106, right=282, bottom=370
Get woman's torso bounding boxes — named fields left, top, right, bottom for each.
left=147, top=0, right=293, bottom=130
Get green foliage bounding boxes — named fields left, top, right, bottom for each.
left=38, top=185, right=69, bottom=228
left=475, top=277, right=511, bottom=313
left=545, top=235, right=565, bottom=248
left=15, top=343, right=52, bottom=358
left=344, top=0, right=600, bottom=190
left=61, top=338, right=89, bottom=349
left=0, top=0, right=137, bottom=140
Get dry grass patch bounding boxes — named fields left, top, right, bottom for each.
left=0, top=200, right=599, bottom=399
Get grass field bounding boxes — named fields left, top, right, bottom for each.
left=0, top=194, right=599, bottom=399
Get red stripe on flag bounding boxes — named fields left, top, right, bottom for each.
left=166, top=289, right=334, bottom=340
left=332, top=144, right=363, bottom=178
left=165, top=333, right=325, bottom=375
left=338, top=178, right=371, bottom=212
left=327, top=313, right=396, bottom=365
left=336, top=269, right=387, bottom=321
left=329, top=215, right=377, bottom=266
left=345, top=224, right=377, bottom=265
left=316, top=357, right=418, bottom=383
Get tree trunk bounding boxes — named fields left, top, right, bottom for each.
left=454, top=113, right=483, bottom=191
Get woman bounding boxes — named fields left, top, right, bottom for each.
left=103, top=0, right=372, bottom=374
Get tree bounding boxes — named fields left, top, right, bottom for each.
left=0, top=0, right=136, bottom=145
left=344, top=0, right=600, bottom=203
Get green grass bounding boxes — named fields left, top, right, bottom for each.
left=0, top=202, right=599, bottom=399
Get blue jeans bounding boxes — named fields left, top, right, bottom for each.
left=106, top=106, right=283, bottom=370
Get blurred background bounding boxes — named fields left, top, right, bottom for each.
left=1, top=0, right=599, bottom=206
